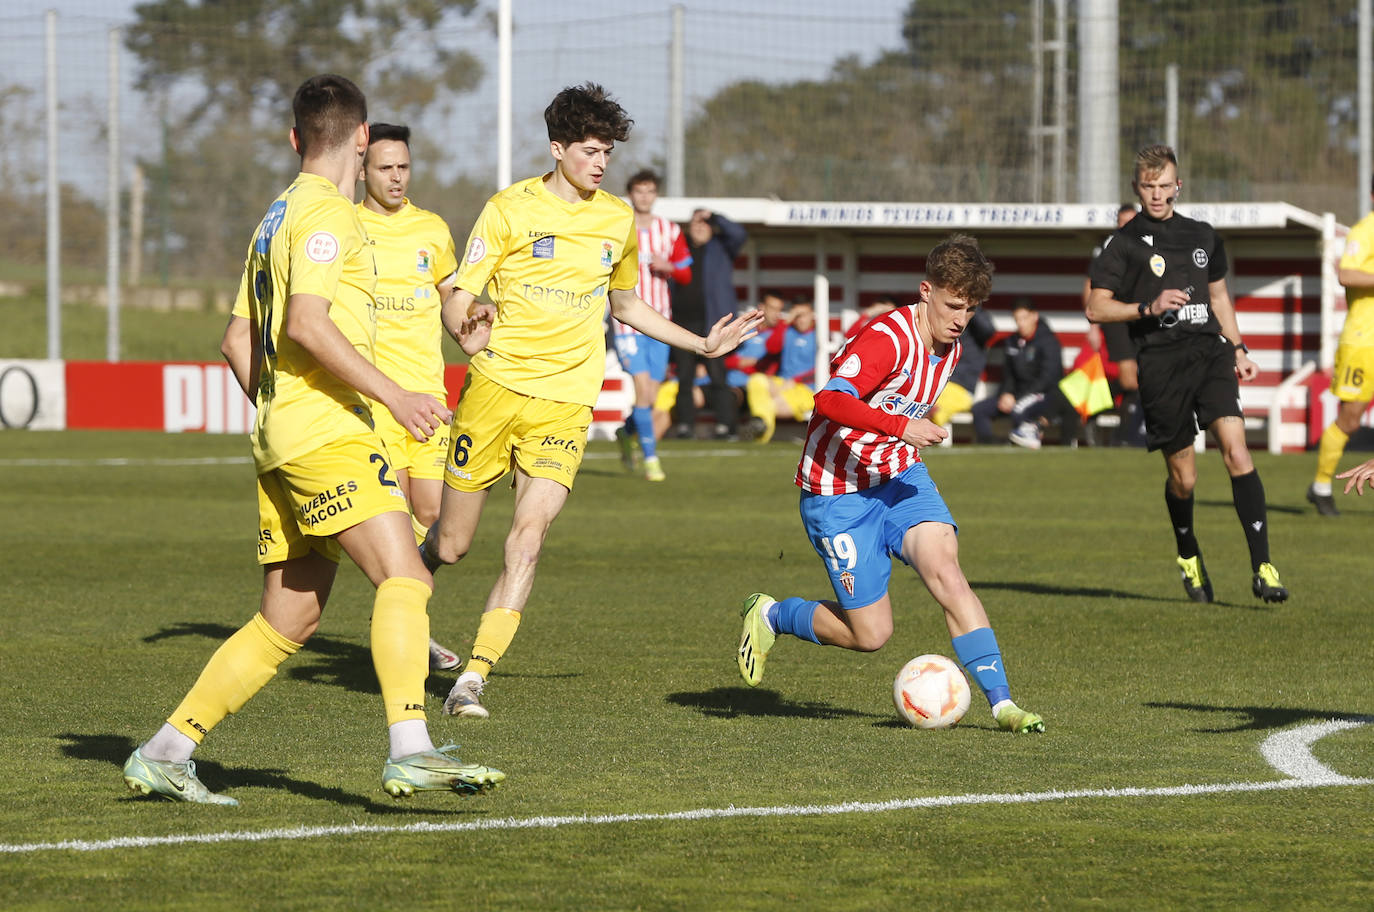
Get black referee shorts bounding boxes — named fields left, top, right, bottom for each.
left=1100, top=321, right=1137, bottom=363
left=1138, top=334, right=1242, bottom=454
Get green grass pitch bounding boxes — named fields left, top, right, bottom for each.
left=0, top=431, right=1370, bottom=910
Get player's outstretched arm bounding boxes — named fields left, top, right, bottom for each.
left=285, top=293, right=452, bottom=441
left=609, top=288, right=763, bottom=356
left=441, top=287, right=493, bottom=356
left=1337, top=459, right=1374, bottom=495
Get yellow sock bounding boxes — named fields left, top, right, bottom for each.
left=463, top=607, right=522, bottom=680
left=410, top=513, right=429, bottom=547
left=371, top=576, right=432, bottom=725
left=746, top=374, right=777, bottom=442
left=168, top=613, right=301, bottom=744
left=1315, top=423, right=1350, bottom=486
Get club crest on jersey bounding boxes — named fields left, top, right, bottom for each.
left=879, top=394, right=932, bottom=419
left=304, top=231, right=339, bottom=264
left=466, top=236, right=487, bottom=264
left=837, top=354, right=862, bottom=378
left=1192, top=247, right=1209, bottom=267
left=839, top=571, right=855, bottom=597
left=533, top=235, right=555, bottom=259
left=416, top=249, right=431, bottom=272
left=1149, top=253, right=1166, bottom=277
left=601, top=241, right=614, bottom=268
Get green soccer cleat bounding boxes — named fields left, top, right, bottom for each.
left=643, top=455, right=666, bottom=482
left=1176, top=554, right=1213, bottom=603
left=382, top=744, right=505, bottom=798
left=1252, top=562, right=1289, bottom=603
left=615, top=426, right=642, bottom=473
left=995, top=704, right=1046, bottom=734
left=123, top=748, right=239, bottom=806
left=1306, top=484, right=1340, bottom=517
left=737, top=592, right=777, bottom=687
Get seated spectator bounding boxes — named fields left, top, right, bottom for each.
left=970, top=297, right=1063, bottom=447
left=930, top=304, right=996, bottom=429
left=1016, top=322, right=1120, bottom=448
left=844, top=294, right=898, bottom=340
left=746, top=296, right=818, bottom=444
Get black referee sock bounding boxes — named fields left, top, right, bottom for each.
left=1230, top=470, right=1271, bottom=571
left=1164, top=483, right=1200, bottom=559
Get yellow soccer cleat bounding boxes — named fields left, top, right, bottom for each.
left=736, top=593, right=777, bottom=687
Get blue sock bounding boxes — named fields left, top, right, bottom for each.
left=772, top=597, right=821, bottom=645
left=633, top=406, right=656, bottom=459
left=952, top=627, right=1010, bottom=708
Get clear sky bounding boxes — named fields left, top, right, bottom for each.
left=0, top=1, right=911, bottom=191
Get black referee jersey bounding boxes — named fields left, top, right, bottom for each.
left=1088, top=211, right=1228, bottom=351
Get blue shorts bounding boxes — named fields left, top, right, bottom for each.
left=798, top=461, right=956, bottom=609
left=613, top=332, right=670, bottom=382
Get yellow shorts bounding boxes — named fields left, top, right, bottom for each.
left=443, top=370, right=591, bottom=493
left=372, top=398, right=452, bottom=481
left=257, top=433, right=411, bottom=565
left=1331, top=341, right=1374, bottom=401
left=760, top=375, right=815, bottom=419
left=655, top=379, right=679, bottom=412
left=930, top=382, right=974, bottom=426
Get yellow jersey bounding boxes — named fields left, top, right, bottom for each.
left=356, top=199, right=458, bottom=398
left=454, top=174, right=639, bottom=406
left=233, top=172, right=378, bottom=471
left=1340, top=211, right=1374, bottom=338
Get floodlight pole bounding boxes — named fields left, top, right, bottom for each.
left=107, top=27, right=121, bottom=363
left=497, top=0, right=512, bottom=190
left=46, top=10, right=61, bottom=360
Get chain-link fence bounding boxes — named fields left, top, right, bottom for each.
left=0, top=0, right=1365, bottom=295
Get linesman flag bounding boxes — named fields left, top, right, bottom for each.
left=1058, top=353, right=1114, bottom=420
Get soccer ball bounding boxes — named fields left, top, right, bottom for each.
left=893, top=654, right=971, bottom=729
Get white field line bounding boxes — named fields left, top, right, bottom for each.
left=1, top=720, right=1368, bottom=856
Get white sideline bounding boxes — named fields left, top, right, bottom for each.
left=1, top=720, right=1368, bottom=856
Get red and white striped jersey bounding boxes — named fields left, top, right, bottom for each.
left=795, top=305, right=961, bottom=495
left=613, top=215, right=689, bottom=337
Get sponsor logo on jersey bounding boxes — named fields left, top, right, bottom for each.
left=304, top=231, right=339, bottom=264
left=601, top=241, right=614, bottom=268
left=1141, top=234, right=1154, bottom=247
left=255, top=200, right=287, bottom=254
left=837, top=354, right=862, bottom=378
left=1192, top=247, right=1209, bottom=267
left=878, top=393, right=933, bottom=419
left=533, top=235, right=555, bottom=259
left=466, top=236, right=487, bottom=264
left=416, top=248, right=431, bottom=272
left=1149, top=253, right=1166, bottom=277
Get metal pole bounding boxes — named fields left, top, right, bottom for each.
left=1030, top=0, right=1044, bottom=204
left=107, top=27, right=121, bottom=363
left=813, top=236, right=831, bottom=388
left=45, top=10, right=61, bottom=360
left=497, top=0, right=512, bottom=189
left=1052, top=0, right=1067, bottom=202
left=1360, top=0, right=1371, bottom=218
left=1165, top=63, right=1179, bottom=156
left=667, top=4, right=685, bottom=196
left=1077, top=0, right=1119, bottom=204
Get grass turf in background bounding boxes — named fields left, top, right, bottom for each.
left=0, top=431, right=1369, bottom=910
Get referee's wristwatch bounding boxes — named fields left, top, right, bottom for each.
left=1233, top=341, right=1249, bottom=354
left=1137, top=301, right=1150, bottom=319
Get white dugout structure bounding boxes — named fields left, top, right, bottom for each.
left=618, top=198, right=1348, bottom=455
